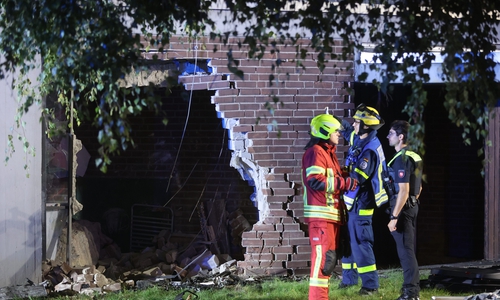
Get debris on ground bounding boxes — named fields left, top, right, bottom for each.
left=32, top=219, right=281, bottom=298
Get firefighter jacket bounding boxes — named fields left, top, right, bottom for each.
left=302, top=141, right=345, bottom=224
left=342, top=129, right=389, bottom=211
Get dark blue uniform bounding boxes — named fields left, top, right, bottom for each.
left=388, top=147, right=423, bottom=298
left=340, top=127, right=388, bottom=290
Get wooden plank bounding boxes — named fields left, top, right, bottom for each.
left=484, top=106, right=500, bottom=260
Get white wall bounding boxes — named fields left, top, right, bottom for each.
left=355, top=50, right=500, bottom=83
left=0, top=67, right=43, bottom=287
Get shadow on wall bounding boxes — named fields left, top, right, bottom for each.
left=76, top=178, right=166, bottom=252
left=0, top=208, right=42, bottom=287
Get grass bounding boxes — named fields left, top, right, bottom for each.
left=42, top=269, right=477, bottom=300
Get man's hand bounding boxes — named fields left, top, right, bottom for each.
left=388, top=219, right=397, bottom=232
left=341, top=119, right=351, bottom=131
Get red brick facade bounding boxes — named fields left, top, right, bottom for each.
left=145, top=35, right=355, bottom=275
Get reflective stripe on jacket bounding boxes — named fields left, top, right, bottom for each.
left=302, top=142, right=345, bottom=223
left=344, top=131, right=388, bottom=210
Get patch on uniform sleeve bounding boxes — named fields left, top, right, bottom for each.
left=398, top=170, right=405, bottom=178
left=359, top=158, right=368, bottom=170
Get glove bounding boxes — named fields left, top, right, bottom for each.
left=344, top=177, right=358, bottom=191
left=341, top=119, right=351, bottom=131
left=331, top=116, right=349, bottom=132
left=322, top=250, right=337, bottom=276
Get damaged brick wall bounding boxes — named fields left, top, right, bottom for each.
left=141, top=35, right=354, bottom=276
left=44, top=33, right=490, bottom=278
left=46, top=34, right=354, bottom=275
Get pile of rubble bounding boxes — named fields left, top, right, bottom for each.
left=42, top=253, right=240, bottom=297
left=41, top=219, right=245, bottom=297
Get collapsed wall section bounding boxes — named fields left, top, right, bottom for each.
left=143, top=35, right=355, bottom=275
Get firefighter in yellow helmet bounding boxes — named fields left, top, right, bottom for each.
left=301, top=112, right=358, bottom=300
left=338, top=104, right=389, bottom=295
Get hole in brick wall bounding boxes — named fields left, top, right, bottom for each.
left=44, top=86, right=258, bottom=269
left=173, top=59, right=213, bottom=75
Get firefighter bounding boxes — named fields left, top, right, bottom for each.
left=302, top=112, right=359, bottom=300
left=387, top=120, right=423, bottom=300
left=339, top=104, right=389, bottom=295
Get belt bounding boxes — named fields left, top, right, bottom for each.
left=404, top=196, right=419, bottom=209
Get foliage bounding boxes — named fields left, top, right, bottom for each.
left=1, top=0, right=499, bottom=169
left=5, top=119, right=35, bottom=177
left=221, top=0, right=500, bottom=157
left=0, top=0, right=213, bottom=172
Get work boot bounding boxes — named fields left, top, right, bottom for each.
left=396, top=295, right=419, bottom=300
left=396, top=288, right=419, bottom=300
left=359, top=287, right=378, bottom=295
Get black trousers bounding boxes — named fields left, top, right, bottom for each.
left=391, top=204, right=420, bottom=296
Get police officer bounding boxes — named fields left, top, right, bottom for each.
left=301, top=112, right=358, bottom=300
left=387, top=120, right=423, bottom=300
left=339, top=104, right=389, bottom=295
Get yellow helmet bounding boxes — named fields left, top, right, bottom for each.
left=353, top=104, right=385, bottom=130
left=310, top=114, right=341, bottom=140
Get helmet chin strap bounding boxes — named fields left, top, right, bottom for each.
left=357, top=120, right=373, bottom=135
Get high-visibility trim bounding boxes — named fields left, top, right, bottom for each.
left=342, top=262, right=357, bottom=270
left=349, top=131, right=355, bottom=144
left=306, top=165, right=325, bottom=176
left=304, top=204, right=341, bottom=221
left=326, top=177, right=335, bottom=193
left=358, top=208, right=374, bottom=216
left=309, top=277, right=329, bottom=287
left=326, top=193, right=335, bottom=207
left=344, top=185, right=360, bottom=211
left=312, top=245, right=323, bottom=278
left=374, top=173, right=389, bottom=206
left=388, top=150, right=403, bottom=165
left=304, top=205, right=339, bottom=213
left=374, top=158, right=388, bottom=207
left=325, top=167, right=335, bottom=193
left=307, top=165, right=337, bottom=194
left=388, top=150, right=422, bottom=165
left=406, top=150, right=422, bottom=162
left=344, top=194, right=355, bottom=210
left=375, top=191, right=389, bottom=207
left=358, top=264, right=377, bottom=274
left=354, top=167, right=369, bottom=179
